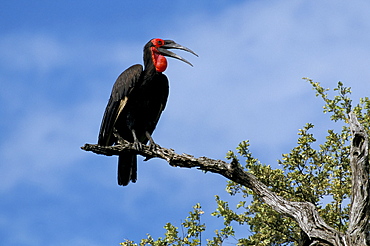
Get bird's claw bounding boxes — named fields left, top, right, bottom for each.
left=145, top=132, right=159, bottom=151
left=133, top=141, right=143, bottom=151
left=148, top=141, right=159, bottom=152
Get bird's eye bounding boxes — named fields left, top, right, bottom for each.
left=150, top=38, right=165, bottom=47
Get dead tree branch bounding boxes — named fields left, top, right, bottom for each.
left=81, top=112, right=369, bottom=246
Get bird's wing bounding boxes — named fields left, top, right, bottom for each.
left=98, top=64, right=143, bottom=146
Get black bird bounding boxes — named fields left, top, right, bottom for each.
left=98, top=38, right=197, bottom=186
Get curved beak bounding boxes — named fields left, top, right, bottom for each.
left=157, top=40, right=198, bottom=66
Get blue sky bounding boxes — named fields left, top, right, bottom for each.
left=1, top=0, right=370, bottom=245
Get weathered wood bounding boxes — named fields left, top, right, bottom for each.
left=348, top=112, right=370, bottom=245
left=81, top=112, right=369, bottom=246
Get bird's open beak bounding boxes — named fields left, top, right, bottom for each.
left=157, top=40, right=198, bottom=66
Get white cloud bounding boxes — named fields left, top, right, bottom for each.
left=0, top=99, right=102, bottom=191
left=0, top=34, right=69, bottom=73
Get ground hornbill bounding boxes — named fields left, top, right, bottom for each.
left=98, top=38, right=197, bottom=186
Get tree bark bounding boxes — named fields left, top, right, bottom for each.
left=347, top=112, right=370, bottom=245
left=81, top=113, right=369, bottom=246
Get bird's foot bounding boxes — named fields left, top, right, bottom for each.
left=148, top=141, right=160, bottom=152
left=130, top=129, right=143, bottom=151
left=133, top=140, right=143, bottom=151
left=143, top=141, right=158, bottom=162
left=145, top=131, right=159, bottom=152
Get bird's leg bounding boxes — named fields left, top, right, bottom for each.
left=131, top=129, right=143, bottom=151
left=113, top=128, right=125, bottom=145
left=145, top=131, right=159, bottom=151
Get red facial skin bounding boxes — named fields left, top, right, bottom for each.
left=150, top=38, right=168, bottom=72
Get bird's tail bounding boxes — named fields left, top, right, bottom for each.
left=117, top=154, right=137, bottom=186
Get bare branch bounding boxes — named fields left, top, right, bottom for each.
left=81, top=142, right=343, bottom=245
left=81, top=112, right=369, bottom=245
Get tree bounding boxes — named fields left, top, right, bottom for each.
left=82, top=79, right=369, bottom=246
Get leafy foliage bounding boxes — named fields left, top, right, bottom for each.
left=120, top=203, right=205, bottom=246
left=120, top=80, right=370, bottom=245
left=220, top=79, right=369, bottom=245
